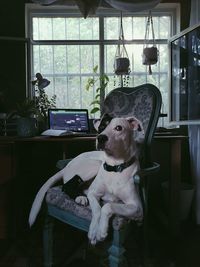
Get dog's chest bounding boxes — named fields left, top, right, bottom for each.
left=100, top=167, right=134, bottom=196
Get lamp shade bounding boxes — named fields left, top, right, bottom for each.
left=35, top=73, right=50, bottom=89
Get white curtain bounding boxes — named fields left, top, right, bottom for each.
left=189, top=0, right=200, bottom=224
left=32, top=0, right=161, bottom=12
left=31, top=0, right=161, bottom=18
left=104, top=0, right=161, bottom=12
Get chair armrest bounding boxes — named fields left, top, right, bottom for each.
left=134, top=162, right=160, bottom=184
left=138, top=162, right=160, bottom=177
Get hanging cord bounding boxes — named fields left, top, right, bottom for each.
left=144, top=10, right=155, bottom=47
left=143, top=10, right=157, bottom=74
left=115, top=11, right=129, bottom=58
left=150, top=11, right=156, bottom=46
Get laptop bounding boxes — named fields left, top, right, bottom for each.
left=41, top=108, right=94, bottom=137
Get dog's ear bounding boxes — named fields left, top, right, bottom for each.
left=93, top=119, right=101, bottom=131
left=127, top=117, right=144, bottom=133
left=94, top=113, right=113, bottom=133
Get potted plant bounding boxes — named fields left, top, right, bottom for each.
left=31, top=73, right=56, bottom=131
left=15, top=98, right=38, bottom=137
left=85, top=65, right=109, bottom=116
left=34, top=86, right=56, bottom=131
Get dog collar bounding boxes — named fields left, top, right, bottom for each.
left=103, top=156, right=136, bottom=173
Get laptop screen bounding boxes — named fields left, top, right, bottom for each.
left=48, top=109, right=90, bottom=132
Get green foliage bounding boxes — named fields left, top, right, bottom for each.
left=15, top=98, right=37, bottom=118
left=35, top=87, right=56, bottom=121
left=85, top=65, right=109, bottom=115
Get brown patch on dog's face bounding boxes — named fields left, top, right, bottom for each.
left=93, top=113, right=113, bottom=133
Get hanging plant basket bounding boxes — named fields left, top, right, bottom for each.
left=142, top=11, right=159, bottom=74
left=114, top=57, right=130, bottom=75
left=114, top=12, right=131, bottom=76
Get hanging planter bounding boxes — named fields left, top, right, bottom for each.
left=114, top=12, right=131, bottom=76
left=142, top=11, right=159, bottom=74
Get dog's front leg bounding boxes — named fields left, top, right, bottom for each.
left=96, top=203, right=112, bottom=242
left=97, top=202, right=143, bottom=242
left=87, top=192, right=102, bottom=245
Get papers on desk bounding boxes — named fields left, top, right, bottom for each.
left=41, top=129, right=96, bottom=137
left=41, top=129, right=74, bottom=136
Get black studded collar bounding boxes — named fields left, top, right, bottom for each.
left=103, top=155, right=136, bottom=173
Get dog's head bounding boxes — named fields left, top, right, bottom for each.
left=93, top=115, right=144, bottom=160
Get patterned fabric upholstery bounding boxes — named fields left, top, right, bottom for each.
left=46, top=186, right=129, bottom=230
left=102, top=84, right=157, bottom=139
left=46, top=186, right=92, bottom=220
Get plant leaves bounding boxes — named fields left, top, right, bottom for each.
left=95, top=94, right=100, bottom=99
left=104, top=75, right=109, bottom=82
left=90, top=107, right=100, bottom=114
left=85, top=84, right=90, bottom=91
left=96, top=87, right=101, bottom=93
left=90, top=100, right=100, bottom=105
left=93, top=65, right=98, bottom=73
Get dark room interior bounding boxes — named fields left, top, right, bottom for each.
left=0, top=0, right=200, bottom=267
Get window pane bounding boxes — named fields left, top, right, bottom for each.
left=159, top=44, right=169, bottom=72
left=30, top=10, right=174, bottom=124
left=67, top=46, right=80, bottom=73
left=133, top=17, right=146, bottom=39
left=33, top=17, right=99, bottom=40
left=54, top=76, right=68, bottom=107
left=33, top=45, right=53, bottom=74
left=154, top=17, right=170, bottom=39
left=67, top=45, right=99, bottom=73
left=54, top=46, right=67, bottom=74
left=33, top=18, right=53, bottom=40
left=104, top=15, right=171, bottom=40
left=33, top=44, right=99, bottom=109
left=53, top=18, right=66, bottom=40
left=104, top=17, right=120, bottom=39
left=80, top=18, right=99, bottom=40
left=80, top=46, right=99, bottom=73
left=68, top=76, right=81, bottom=107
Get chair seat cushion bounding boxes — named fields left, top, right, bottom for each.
left=46, top=186, right=92, bottom=221
left=46, top=186, right=130, bottom=230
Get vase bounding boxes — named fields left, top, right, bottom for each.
left=17, top=117, right=37, bottom=137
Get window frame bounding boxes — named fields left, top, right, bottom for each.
left=26, top=3, right=180, bottom=121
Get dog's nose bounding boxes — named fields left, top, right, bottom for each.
left=97, top=134, right=108, bottom=144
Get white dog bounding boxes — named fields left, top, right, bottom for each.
left=29, top=116, right=144, bottom=245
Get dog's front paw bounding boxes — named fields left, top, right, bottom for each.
left=75, top=196, right=88, bottom=206
left=88, top=218, right=100, bottom=245
left=96, top=203, right=111, bottom=242
left=96, top=227, right=108, bottom=242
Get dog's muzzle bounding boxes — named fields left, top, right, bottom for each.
left=97, top=134, right=108, bottom=150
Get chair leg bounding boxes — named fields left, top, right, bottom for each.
left=43, top=215, right=54, bottom=267
left=108, top=227, right=128, bottom=267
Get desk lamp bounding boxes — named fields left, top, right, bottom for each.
left=32, top=73, right=50, bottom=89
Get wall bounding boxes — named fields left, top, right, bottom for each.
left=0, top=1, right=29, bottom=113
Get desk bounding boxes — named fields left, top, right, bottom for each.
left=0, top=134, right=190, bottom=238
left=15, top=135, right=96, bottom=159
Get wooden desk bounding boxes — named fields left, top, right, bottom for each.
left=15, top=135, right=97, bottom=159
left=0, top=134, right=190, bottom=238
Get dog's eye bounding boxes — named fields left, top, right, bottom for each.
left=115, top=125, right=122, bottom=131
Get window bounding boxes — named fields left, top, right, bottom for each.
left=26, top=4, right=179, bottom=124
